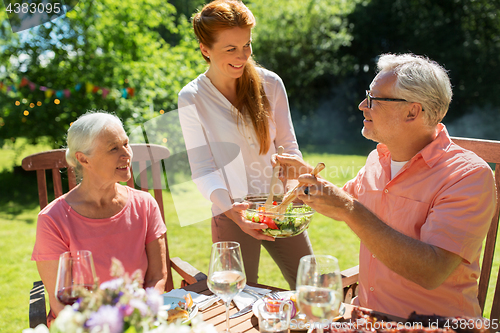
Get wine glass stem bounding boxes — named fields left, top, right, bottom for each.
left=225, top=301, right=231, bottom=333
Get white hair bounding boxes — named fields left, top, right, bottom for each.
left=66, top=111, right=124, bottom=177
left=376, top=53, right=452, bottom=126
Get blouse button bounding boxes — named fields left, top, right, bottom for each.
left=384, top=189, right=389, bottom=194
left=370, top=287, right=374, bottom=292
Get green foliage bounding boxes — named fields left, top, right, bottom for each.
left=0, top=0, right=206, bottom=148
left=249, top=0, right=361, bottom=112
left=3, top=0, right=500, bottom=147
left=342, top=0, right=500, bottom=120
left=155, top=1, right=206, bottom=46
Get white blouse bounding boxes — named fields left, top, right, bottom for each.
left=178, top=67, right=301, bottom=203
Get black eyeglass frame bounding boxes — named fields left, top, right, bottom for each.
left=365, top=90, right=408, bottom=109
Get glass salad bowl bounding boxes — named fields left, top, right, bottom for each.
left=244, top=194, right=315, bottom=238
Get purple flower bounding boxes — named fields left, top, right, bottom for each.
left=129, top=298, right=149, bottom=316
left=112, top=291, right=124, bottom=304
left=146, top=288, right=162, bottom=314
left=120, top=304, right=134, bottom=317
left=72, top=298, right=82, bottom=311
left=86, top=305, right=123, bottom=333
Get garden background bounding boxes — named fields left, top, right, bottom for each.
left=1, top=0, right=500, bottom=331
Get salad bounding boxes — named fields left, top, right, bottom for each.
left=245, top=202, right=314, bottom=238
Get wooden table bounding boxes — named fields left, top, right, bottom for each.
left=182, top=280, right=494, bottom=333
left=182, top=279, right=361, bottom=333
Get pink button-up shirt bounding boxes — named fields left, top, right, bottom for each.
left=343, top=124, right=496, bottom=318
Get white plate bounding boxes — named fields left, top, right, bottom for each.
left=161, top=296, right=199, bottom=324
left=251, top=291, right=345, bottom=331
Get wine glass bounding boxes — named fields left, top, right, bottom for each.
left=296, top=255, right=343, bottom=333
left=207, top=241, right=246, bottom=333
left=55, top=250, right=97, bottom=306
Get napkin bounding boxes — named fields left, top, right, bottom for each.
left=233, top=285, right=272, bottom=311
left=163, top=289, right=219, bottom=310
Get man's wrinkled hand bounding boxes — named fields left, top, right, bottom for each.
left=296, top=174, right=354, bottom=222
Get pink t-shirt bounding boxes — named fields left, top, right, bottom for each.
left=32, top=186, right=167, bottom=284
left=344, top=124, right=496, bottom=318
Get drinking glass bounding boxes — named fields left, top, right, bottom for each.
left=257, top=299, right=293, bottom=333
left=55, top=250, right=97, bottom=306
left=207, top=241, right=246, bottom=333
left=296, top=255, right=343, bottom=333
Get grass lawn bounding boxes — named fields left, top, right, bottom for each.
left=0, top=140, right=499, bottom=332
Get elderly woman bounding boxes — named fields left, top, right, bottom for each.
left=32, top=111, right=168, bottom=323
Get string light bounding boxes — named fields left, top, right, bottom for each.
left=30, top=103, right=35, bottom=108
left=23, top=110, right=29, bottom=116
left=54, top=99, right=60, bottom=105
left=15, top=101, right=20, bottom=106
left=22, top=98, right=27, bottom=104
left=37, top=101, right=42, bottom=106
left=159, top=109, right=165, bottom=114
left=162, top=138, right=167, bottom=143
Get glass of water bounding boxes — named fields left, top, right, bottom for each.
left=207, top=241, right=246, bottom=333
left=296, top=255, right=343, bottom=333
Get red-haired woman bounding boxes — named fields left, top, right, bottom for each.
left=178, top=0, right=312, bottom=288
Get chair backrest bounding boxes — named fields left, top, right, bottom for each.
left=451, top=137, right=500, bottom=320
left=22, top=143, right=175, bottom=291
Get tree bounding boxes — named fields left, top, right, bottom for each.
left=342, top=0, right=500, bottom=121
left=249, top=0, right=361, bottom=113
left=0, top=0, right=206, bottom=148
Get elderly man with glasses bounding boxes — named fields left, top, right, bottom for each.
left=275, top=53, right=496, bottom=318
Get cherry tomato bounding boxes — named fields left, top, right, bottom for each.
left=264, top=298, right=281, bottom=313
left=263, top=217, right=279, bottom=230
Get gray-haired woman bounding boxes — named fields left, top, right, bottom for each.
left=32, top=111, right=168, bottom=325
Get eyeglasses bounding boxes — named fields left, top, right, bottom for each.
left=365, top=90, right=407, bottom=109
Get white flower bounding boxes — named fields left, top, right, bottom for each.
left=190, top=317, right=218, bottom=333
left=145, top=287, right=163, bottom=314
left=22, top=324, right=50, bottom=333
left=51, top=306, right=86, bottom=333
left=129, top=298, right=149, bottom=316
left=148, top=322, right=192, bottom=333
left=132, top=287, right=146, bottom=298
left=191, top=322, right=218, bottom=333
left=99, top=278, right=124, bottom=291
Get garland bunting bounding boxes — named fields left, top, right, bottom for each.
left=0, top=76, right=135, bottom=100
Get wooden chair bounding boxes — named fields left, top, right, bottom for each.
left=23, top=143, right=207, bottom=328
left=341, top=136, right=500, bottom=320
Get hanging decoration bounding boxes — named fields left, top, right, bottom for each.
left=0, top=76, right=136, bottom=101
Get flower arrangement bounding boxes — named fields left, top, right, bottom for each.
left=23, top=258, right=217, bottom=333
